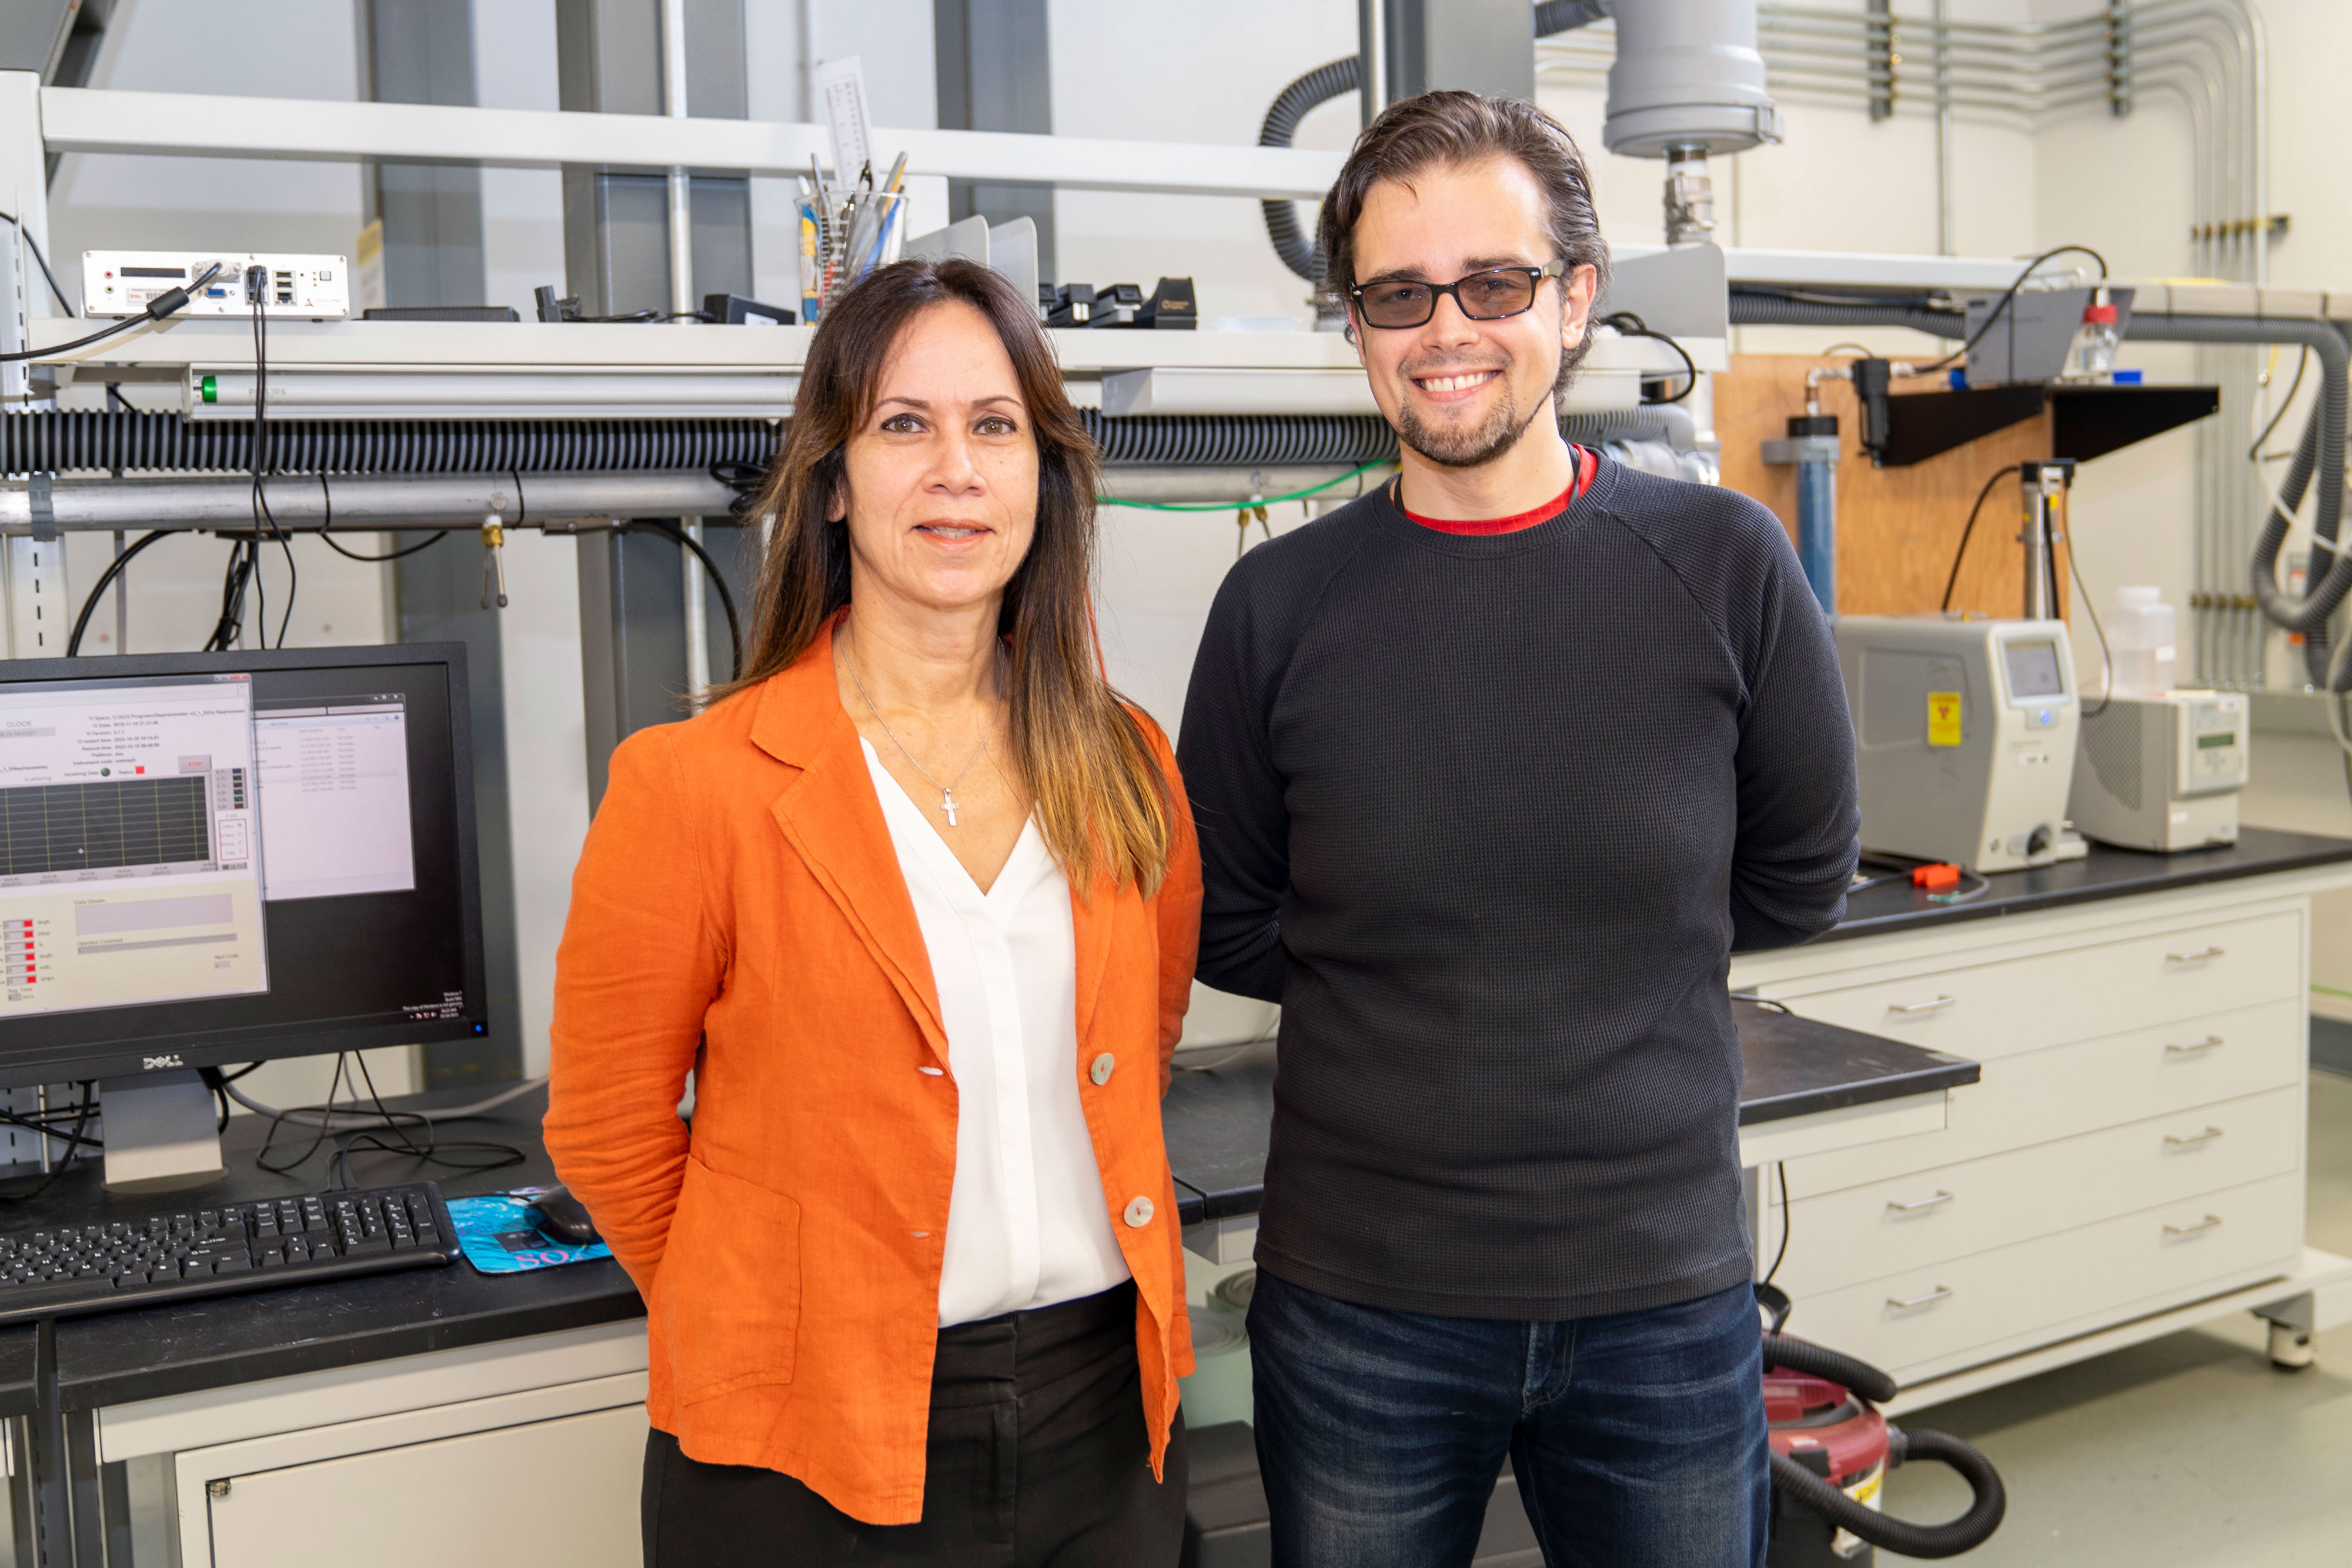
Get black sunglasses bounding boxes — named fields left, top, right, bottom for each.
left=1348, top=260, right=1569, bottom=330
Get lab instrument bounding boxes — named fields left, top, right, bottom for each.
left=2070, top=691, right=2247, bottom=852
left=1835, top=616, right=2085, bottom=873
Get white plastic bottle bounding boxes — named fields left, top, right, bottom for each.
left=2109, top=585, right=2177, bottom=696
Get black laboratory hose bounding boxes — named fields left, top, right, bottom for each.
left=1770, top=1428, right=2007, bottom=1560
left=1254, top=7, right=1612, bottom=283
left=0, top=413, right=784, bottom=476
left=1729, top=290, right=1969, bottom=339
left=630, top=520, right=741, bottom=681
left=1760, top=1331, right=1900, bottom=1405
left=11, top=411, right=1405, bottom=474
left=1079, top=412, right=1396, bottom=467
left=1259, top=56, right=1361, bottom=284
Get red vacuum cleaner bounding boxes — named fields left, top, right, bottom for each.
left=1762, top=1329, right=2007, bottom=1564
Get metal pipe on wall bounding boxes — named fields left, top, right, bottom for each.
left=0, top=470, right=740, bottom=533
left=659, top=0, right=712, bottom=700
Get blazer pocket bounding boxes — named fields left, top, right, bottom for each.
left=664, top=1154, right=804, bottom=1404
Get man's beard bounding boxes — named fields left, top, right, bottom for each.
left=1393, top=370, right=1545, bottom=470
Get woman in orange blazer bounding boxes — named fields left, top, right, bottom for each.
left=546, top=256, right=1200, bottom=1567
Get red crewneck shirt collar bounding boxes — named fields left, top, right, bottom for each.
left=1402, top=447, right=1595, bottom=536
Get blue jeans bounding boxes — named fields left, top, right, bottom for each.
left=1248, top=1272, right=1768, bottom=1568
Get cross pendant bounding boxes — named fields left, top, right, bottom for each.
left=941, top=788, right=959, bottom=827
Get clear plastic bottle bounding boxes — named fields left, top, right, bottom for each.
left=2074, top=296, right=2120, bottom=382
left=2109, top=585, right=2176, bottom=696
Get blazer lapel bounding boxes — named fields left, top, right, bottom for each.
left=754, top=633, right=949, bottom=1057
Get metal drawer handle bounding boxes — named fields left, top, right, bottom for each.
left=1887, top=1191, right=1955, bottom=1213
left=2164, top=945, right=2227, bottom=965
left=2163, top=1214, right=2224, bottom=1237
left=1887, top=1286, right=1954, bottom=1310
left=1887, top=995, right=1957, bottom=1015
left=2163, top=1127, right=2225, bottom=1148
left=2164, top=1037, right=2226, bottom=1057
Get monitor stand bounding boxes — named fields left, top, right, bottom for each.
left=97, top=1071, right=225, bottom=1191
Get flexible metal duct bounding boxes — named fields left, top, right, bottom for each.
left=6, top=410, right=1409, bottom=474
left=0, top=412, right=782, bottom=475
left=1079, top=411, right=1398, bottom=467
left=1728, top=290, right=1967, bottom=338
left=1257, top=2, right=1614, bottom=283
left=2126, top=312, right=2350, bottom=683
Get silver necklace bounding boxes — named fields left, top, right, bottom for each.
left=841, top=641, right=1000, bottom=828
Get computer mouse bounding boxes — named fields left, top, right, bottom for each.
left=532, top=1185, right=602, bottom=1246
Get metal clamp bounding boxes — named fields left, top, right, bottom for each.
left=479, top=516, right=508, bottom=610
left=1887, top=995, right=1957, bottom=1015
left=1887, top=1190, right=1956, bottom=1213
left=2163, top=1126, right=2225, bottom=1148
left=2163, top=945, right=2226, bottom=965
left=2164, top=1037, right=2226, bottom=1057
left=2163, top=1214, right=2224, bottom=1237
left=1887, top=1286, right=1954, bottom=1310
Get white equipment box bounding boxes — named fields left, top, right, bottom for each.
left=2070, top=691, right=2248, bottom=852
left=82, top=251, right=350, bottom=319
left=1836, top=616, right=2087, bottom=874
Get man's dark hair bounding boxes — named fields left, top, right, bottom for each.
left=1317, top=91, right=1611, bottom=383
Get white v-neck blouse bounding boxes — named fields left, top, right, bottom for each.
left=860, top=740, right=1132, bottom=1326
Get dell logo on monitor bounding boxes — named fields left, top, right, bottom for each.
left=142, top=1054, right=186, bottom=1071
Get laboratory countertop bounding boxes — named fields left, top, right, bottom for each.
left=0, top=1085, right=642, bottom=1416
left=1161, top=1003, right=1979, bottom=1226
left=1825, top=827, right=2352, bottom=941
left=0, top=830, right=2337, bottom=1416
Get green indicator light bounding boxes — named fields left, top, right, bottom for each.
left=200, top=374, right=216, bottom=404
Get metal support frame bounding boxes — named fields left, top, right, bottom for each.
left=37, top=83, right=1339, bottom=200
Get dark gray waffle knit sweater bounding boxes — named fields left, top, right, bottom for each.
left=1177, top=456, right=1861, bottom=1320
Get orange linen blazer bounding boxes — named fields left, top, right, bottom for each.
left=544, top=629, right=1201, bottom=1527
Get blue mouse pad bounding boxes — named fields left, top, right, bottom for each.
left=450, top=1187, right=614, bottom=1275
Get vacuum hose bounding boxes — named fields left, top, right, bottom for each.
left=1768, top=1435, right=2006, bottom=1561
left=1256, top=3, right=1613, bottom=283
left=1762, top=1333, right=2006, bottom=1559
left=2122, top=313, right=2350, bottom=686
left=1727, top=290, right=1967, bottom=340
left=1760, top=1331, right=1899, bottom=1404
left=1259, top=57, right=1361, bottom=284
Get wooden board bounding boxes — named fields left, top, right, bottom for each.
left=1715, top=355, right=2066, bottom=620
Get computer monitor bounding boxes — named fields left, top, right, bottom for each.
left=0, top=646, right=489, bottom=1154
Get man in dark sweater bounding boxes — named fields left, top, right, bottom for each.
left=1177, top=93, right=1860, bottom=1566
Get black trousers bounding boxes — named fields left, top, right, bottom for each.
left=642, top=1280, right=1188, bottom=1567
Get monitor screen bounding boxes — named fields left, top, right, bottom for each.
left=0, top=646, right=486, bottom=1088
left=2001, top=640, right=2067, bottom=700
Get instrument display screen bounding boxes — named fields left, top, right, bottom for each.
left=2002, top=640, right=2067, bottom=699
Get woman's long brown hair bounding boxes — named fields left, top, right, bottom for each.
left=718, top=256, right=1173, bottom=895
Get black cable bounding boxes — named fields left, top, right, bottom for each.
left=0, top=209, right=75, bottom=315
left=0, top=1110, right=102, bottom=1149
left=313, top=474, right=449, bottom=562
left=1600, top=311, right=1698, bottom=404
left=1942, top=464, right=2024, bottom=611
left=2250, top=345, right=2310, bottom=462
left=201, top=537, right=256, bottom=653
left=0, top=1085, right=96, bottom=1203
left=251, top=285, right=297, bottom=648
left=0, top=263, right=220, bottom=363
left=1917, top=244, right=2109, bottom=375
left=1760, top=1162, right=1792, bottom=1292
left=2067, top=539, right=2114, bottom=717
left=66, top=529, right=169, bottom=656
left=632, top=520, right=742, bottom=680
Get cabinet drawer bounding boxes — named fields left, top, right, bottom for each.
left=1786, top=996, right=2303, bottom=1196
left=1785, top=1172, right=2303, bottom=1382
left=1774, top=1086, right=2303, bottom=1298
left=1778, top=911, right=2299, bottom=1063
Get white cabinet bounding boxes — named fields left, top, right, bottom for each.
left=199, top=1395, right=646, bottom=1568
left=1732, top=877, right=2347, bottom=1404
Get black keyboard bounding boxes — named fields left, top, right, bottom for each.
left=0, top=1182, right=459, bottom=1325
